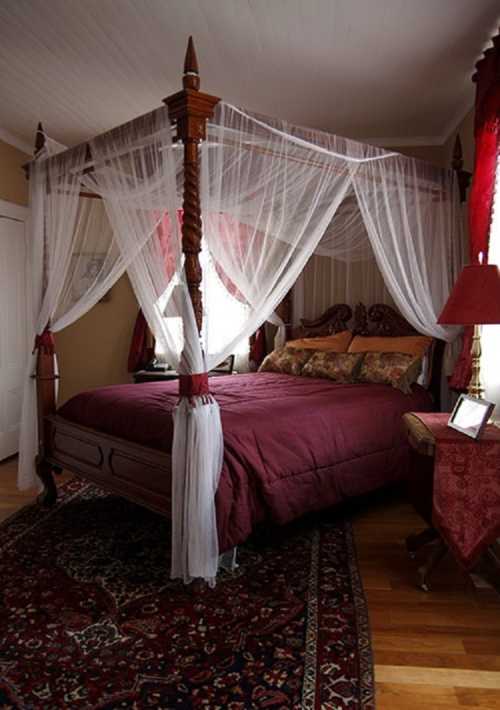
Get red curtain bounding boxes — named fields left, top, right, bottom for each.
left=449, top=33, right=500, bottom=390
left=128, top=309, right=155, bottom=372
left=249, top=327, right=267, bottom=370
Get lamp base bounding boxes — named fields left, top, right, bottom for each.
left=467, top=324, right=484, bottom=399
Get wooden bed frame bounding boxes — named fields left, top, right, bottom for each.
left=29, top=39, right=469, bottom=513
left=38, top=301, right=443, bottom=510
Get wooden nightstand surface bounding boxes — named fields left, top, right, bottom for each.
left=403, top=412, right=436, bottom=456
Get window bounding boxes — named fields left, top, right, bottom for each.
left=154, top=248, right=250, bottom=370
left=201, top=247, right=250, bottom=369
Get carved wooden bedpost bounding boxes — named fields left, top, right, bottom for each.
left=164, top=37, right=220, bottom=337
left=32, top=123, right=59, bottom=504
left=275, top=290, right=294, bottom=340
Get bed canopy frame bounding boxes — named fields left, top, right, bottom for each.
left=25, top=38, right=469, bottom=583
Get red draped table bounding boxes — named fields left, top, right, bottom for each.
left=404, top=411, right=500, bottom=591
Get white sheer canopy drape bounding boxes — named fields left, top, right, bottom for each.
left=20, top=110, right=225, bottom=585
left=20, top=100, right=464, bottom=585
left=200, top=103, right=356, bottom=368
left=18, top=145, right=130, bottom=490
left=201, top=104, right=462, bottom=355
left=86, top=108, right=225, bottom=585
left=350, top=153, right=463, bottom=344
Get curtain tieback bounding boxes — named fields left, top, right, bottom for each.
left=33, top=328, right=55, bottom=355
left=178, top=373, right=210, bottom=399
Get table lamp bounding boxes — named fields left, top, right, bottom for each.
left=438, top=256, right=500, bottom=398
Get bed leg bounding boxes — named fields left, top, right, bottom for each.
left=416, top=538, right=448, bottom=592
left=405, top=526, right=439, bottom=558
left=35, top=456, right=58, bottom=507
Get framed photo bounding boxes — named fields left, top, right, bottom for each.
left=448, top=394, right=495, bottom=440
left=70, top=254, right=111, bottom=305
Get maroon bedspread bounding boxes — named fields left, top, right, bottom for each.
left=58, top=373, right=432, bottom=550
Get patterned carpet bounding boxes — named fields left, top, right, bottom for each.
left=0, top=479, right=374, bottom=709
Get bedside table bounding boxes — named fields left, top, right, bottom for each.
left=403, top=413, right=445, bottom=590
left=403, top=411, right=500, bottom=593
left=133, top=369, right=179, bottom=383
left=133, top=355, right=236, bottom=383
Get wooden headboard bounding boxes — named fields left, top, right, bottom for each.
left=290, top=302, right=444, bottom=409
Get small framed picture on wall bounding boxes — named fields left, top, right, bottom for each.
left=70, top=253, right=111, bottom=304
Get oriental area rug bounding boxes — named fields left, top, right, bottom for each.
left=0, top=479, right=374, bottom=709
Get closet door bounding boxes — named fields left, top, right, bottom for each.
left=0, top=200, right=28, bottom=461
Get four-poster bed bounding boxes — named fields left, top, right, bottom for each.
left=39, top=300, right=439, bottom=551
left=23, top=38, right=467, bottom=583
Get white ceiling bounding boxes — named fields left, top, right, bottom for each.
left=0, top=0, right=498, bottom=154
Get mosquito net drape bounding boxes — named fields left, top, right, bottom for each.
left=20, top=100, right=463, bottom=585
left=18, top=145, right=130, bottom=490
left=203, top=104, right=462, bottom=345
left=85, top=109, right=224, bottom=584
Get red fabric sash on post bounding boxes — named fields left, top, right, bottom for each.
left=178, top=373, right=210, bottom=399
left=33, top=328, right=55, bottom=355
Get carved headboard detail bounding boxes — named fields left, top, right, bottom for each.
left=291, top=302, right=444, bottom=409
left=352, top=303, right=419, bottom=337
left=294, top=303, right=353, bottom=338
left=295, top=302, right=419, bottom=339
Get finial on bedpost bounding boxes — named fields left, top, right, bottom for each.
left=451, top=134, right=471, bottom=204
left=23, top=121, right=46, bottom=178
left=35, top=121, right=46, bottom=156
left=452, top=134, right=463, bottom=173
left=28, top=120, right=58, bottom=505
left=183, top=36, right=200, bottom=91
left=164, top=38, right=220, bottom=337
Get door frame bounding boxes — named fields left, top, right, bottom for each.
left=0, top=198, right=29, bottom=461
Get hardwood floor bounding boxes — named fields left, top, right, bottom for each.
left=352, top=490, right=500, bottom=709
left=0, top=455, right=38, bottom=523
left=1, top=458, right=499, bottom=708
